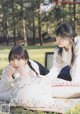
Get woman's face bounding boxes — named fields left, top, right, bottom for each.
left=10, top=58, right=26, bottom=70
left=56, top=36, right=71, bottom=48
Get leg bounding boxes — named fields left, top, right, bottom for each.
left=58, top=66, right=72, bottom=81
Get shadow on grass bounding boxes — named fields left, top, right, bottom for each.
left=26, top=45, right=57, bottom=50
left=0, top=45, right=57, bottom=51
left=10, top=107, right=58, bottom=114
left=10, top=105, right=80, bottom=114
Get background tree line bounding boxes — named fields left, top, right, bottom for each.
left=0, top=0, right=80, bottom=46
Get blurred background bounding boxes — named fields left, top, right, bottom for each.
left=0, top=0, right=80, bottom=46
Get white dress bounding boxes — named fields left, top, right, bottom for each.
left=0, top=60, right=40, bottom=101
left=10, top=75, right=80, bottom=109
left=48, top=36, right=80, bottom=82
left=10, top=76, right=54, bottom=107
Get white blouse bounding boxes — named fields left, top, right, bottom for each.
left=48, top=36, right=80, bottom=82
left=0, top=60, right=40, bottom=93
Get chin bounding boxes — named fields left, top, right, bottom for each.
left=58, top=45, right=63, bottom=48
left=14, top=66, right=19, bottom=70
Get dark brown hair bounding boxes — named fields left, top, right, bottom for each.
left=8, top=45, right=38, bottom=75
left=56, top=23, right=77, bottom=65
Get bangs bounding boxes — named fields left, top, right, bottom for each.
left=9, top=50, right=26, bottom=61
left=8, top=45, right=29, bottom=62
left=10, top=54, right=25, bottom=60
left=57, top=33, right=71, bottom=39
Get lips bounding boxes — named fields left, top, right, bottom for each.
left=14, top=66, right=19, bottom=70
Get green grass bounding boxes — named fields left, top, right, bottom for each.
left=10, top=107, right=58, bottom=114
left=65, top=104, right=80, bottom=114
left=10, top=104, right=80, bottom=114
left=26, top=45, right=56, bottom=65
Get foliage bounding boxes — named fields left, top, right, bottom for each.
left=65, top=104, right=80, bottom=114
left=0, top=1, right=80, bottom=45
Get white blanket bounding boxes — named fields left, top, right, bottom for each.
left=10, top=77, right=80, bottom=113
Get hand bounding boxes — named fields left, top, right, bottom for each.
left=17, top=66, right=27, bottom=77
left=6, top=65, right=16, bottom=78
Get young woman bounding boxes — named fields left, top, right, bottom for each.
left=48, top=23, right=80, bottom=82
left=0, top=45, right=40, bottom=101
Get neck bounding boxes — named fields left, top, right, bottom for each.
left=64, top=47, right=69, bottom=51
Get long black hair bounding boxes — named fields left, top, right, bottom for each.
left=56, top=23, right=77, bottom=65
left=8, top=45, right=38, bottom=75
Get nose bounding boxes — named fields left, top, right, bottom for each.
left=14, top=59, right=18, bottom=66
left=56, top=38, right=61, bottom=45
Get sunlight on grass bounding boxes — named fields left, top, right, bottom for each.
left=29, top=48, right=54, bottom=65
left=65, top=104, right=80, bottom=114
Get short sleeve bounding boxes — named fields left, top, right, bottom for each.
left=29, top=60, right=40, bottom=75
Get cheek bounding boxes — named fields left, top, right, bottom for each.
left=19, top=61, right=26, bottom=66
left=56, top=38, right=63, bottom=44
left=9, top=61, right=13, bottom=66
left=56, top=40, right=64, bottom=46
left=64, top=40, right=70, bottom=46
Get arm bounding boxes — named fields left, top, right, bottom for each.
left=2, top=65, right=20, bottom=83
left=70, top=39, right=80, bottom=82
left=0, top=66, right=14, bottom=93
left=44, top=48, right=63, bottom=79
left=1, top=65, right=14, bottom=83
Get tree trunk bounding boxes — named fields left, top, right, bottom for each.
left=37, top=0, right=43, bottom=45
left=73, top=0, right=76, bottom=29
left=32, top=15, right=36, bottom=45
left=23, top=19, right=27, bottom=46
left=69, top=4, right=72, bottom=22
left=12, top=0, right=16, bottom=46
left=22, top=3, right=27, bottom=46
